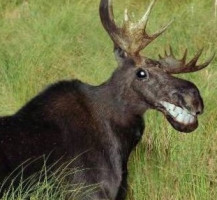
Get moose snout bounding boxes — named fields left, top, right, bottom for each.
left=183, top=89, right=204, bottom=115
left=171, top=88, right=204, bottom=115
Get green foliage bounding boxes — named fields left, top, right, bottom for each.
left=0, top=0, right=216, bottom=199
left=0, top=157, right=99, bottom=200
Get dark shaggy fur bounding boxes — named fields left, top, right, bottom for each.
left=0, top=73, right=144, bottom=199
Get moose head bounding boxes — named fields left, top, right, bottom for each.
left=99, top=0, right=214, bottom=133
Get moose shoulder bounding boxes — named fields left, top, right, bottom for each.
left=0, top=0, right=214, bottom=199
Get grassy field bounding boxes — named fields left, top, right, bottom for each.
left=0, top=0, right=217, bottom=199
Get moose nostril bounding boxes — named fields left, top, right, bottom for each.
left=196, top=108, right=203, bottom=115
left=196, top=111, right=201, bottom=115
left=195, top=104, right=203, bottom=115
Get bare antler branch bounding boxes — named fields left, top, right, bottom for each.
left=99, top=0, right=172, bottom=56
left=159, top=47, right=215, bottom=74
left=99, top=0, right=121, bottom=47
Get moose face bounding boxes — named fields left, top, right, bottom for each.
left=99, top=0, right=214, bottom=133
left=111, top=56, right=203, bottom=133
left=129, top=59, right=203, bottom=132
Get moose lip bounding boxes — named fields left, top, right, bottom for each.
left=159, top=101, right=197, bottom=125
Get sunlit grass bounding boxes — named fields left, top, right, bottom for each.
left=0, top=0, right=216, bottom=199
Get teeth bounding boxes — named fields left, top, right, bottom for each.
left=168, top=103, right=175, bottom=111
left=174, top=106, right=183, bottom=114
left=182, top=109, right=188, bottom=116
left=160, top=101, right=196, bottom=125
left=169, top=110, right=179, bottom=118
left=161, top=101, right=169, bottom=108
left=176, top=113, right=185, bottom=123
left=189, top=115, right=195, bottom=123
left=183, top=114, right=191, bottom=124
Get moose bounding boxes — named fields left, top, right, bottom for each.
left=0, top=0, right=214, bottom=199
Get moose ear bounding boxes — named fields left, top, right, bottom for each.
left=114, top=47, right=129, bottom=66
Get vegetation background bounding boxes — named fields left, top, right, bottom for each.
left=0, top=0, right=216, bottom=199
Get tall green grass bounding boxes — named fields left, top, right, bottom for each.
left=0, top=0, right=216, bottom=199
left=0, top=157, right=99, bottom=199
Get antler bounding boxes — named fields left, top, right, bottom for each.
left=99, top=0, right=172, bottom=57
left=159, top=46, right=215, bottom=74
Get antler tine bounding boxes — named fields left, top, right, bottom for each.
left=169, top=45, right=174, bottom=57
left=150, top=20, right=173, bottom=39
left=186, top=48, right=204, bottom=68
left=135, top=20, right=173, bottom=52
left=136, top=0, right=156, bottom=30
left=182, top=49, right=188, bottom=62
left=199, top=52, right=215, bottom=67
left=124, top=9, right=130, bottom=22
left=108, top=0, right=114, bottom=21
left=186, top=52, right=216, bottom=72
left=159, top=47, right=215, bottom=74
left=100, top=0, right=115, bottom=30
left=99, top=0, right=121, bottom=48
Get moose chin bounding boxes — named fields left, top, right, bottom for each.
left=0, top=0, right=214, bottom=199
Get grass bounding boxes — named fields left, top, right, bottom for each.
left=0, top=157, right=99, bottom=199
left=0, top=0, right=216, bottom=199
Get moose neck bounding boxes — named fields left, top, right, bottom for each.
left=86, top=71, right=149, bottom=127
left=84, top=75, right=146, bottom=160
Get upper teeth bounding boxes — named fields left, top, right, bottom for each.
left=160, top=101, right=196, bottom=125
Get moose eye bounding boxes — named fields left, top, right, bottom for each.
left=136, top=69, right=148, bottom=80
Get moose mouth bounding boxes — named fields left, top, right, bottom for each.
left=159, top=101, right=198, bottom=133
